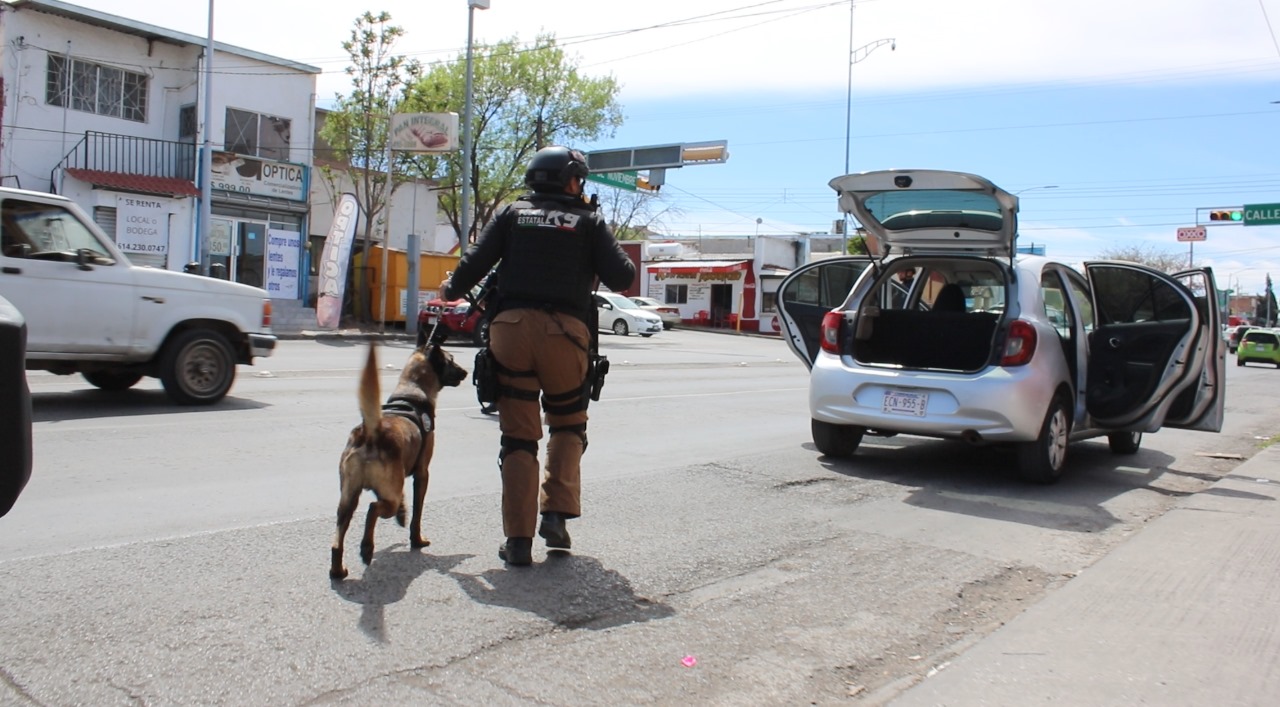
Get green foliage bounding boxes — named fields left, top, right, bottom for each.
left=398, top=33, right=623, bottom=242
left=1096, top=244, right=1188, bottom=274
left=845, top=235, right=869, bottom=255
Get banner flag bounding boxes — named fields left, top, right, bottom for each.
left=316, top=193, right=360, bottom=329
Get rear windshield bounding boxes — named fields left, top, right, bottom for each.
left=861, top=190, right=1004, bottom=233
left=1244, top=331, right=1279, bottom=346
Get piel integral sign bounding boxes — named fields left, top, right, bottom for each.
left=1244, top=203, right=1280, bottom=227
left=210, top=151, right=308, bottom=202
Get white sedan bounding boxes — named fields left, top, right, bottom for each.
left=630, top=296, right=681, bottom=329
left=595, top=292, right=662, bottom=337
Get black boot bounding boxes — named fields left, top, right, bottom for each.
left=538, top=512, right=571, bottom=549
left=498, top=537, right=532, bottom=565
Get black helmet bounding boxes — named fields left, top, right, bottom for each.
left=524, top=146, right=590, bottom=192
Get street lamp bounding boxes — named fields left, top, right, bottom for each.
left=459, top=0, right=489, bottom=246
left=1014, top=185, right=1059, bottom=196
left=840, top=3, right=894, bottom=253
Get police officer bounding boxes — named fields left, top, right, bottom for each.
left=442, top=146, right=636, bottom=566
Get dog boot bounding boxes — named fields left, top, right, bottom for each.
left=538, top=512, right=571, bottom=549
left=498, top=537, right=533, bottom=566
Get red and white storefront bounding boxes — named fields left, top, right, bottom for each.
left=643, top=259, right=788, bottom=334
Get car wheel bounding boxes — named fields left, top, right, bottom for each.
left=811, top=419, right=864, bottom=458
left=1107, top=430, right=1142, bottom=455
left=159, top=329, right=235, bottom=405
left=1017, top=396, right=1071, bottom=484
left=82, top=370, right=142, bottom=391
left=472, top=318, right=490, bottom=347
left=612, top=319, right=629, bottom=336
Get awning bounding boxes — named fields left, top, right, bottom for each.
left=646, top=259, right=749, bottom=275
left=65, top=168, right=200, bottom=197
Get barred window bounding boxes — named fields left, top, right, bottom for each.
left=46, top=54, right=147, bottom=122
left=225, top=108, right=291, bottom=160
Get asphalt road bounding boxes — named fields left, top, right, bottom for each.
left=2, top=330, right=1275, bottom=705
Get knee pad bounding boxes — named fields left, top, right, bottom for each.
left=549, top=423, right=588, bottom=452
left=498, top=435, right=538, bottom=469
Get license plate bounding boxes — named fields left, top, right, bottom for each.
left=883, top=390, right=928, bottom=417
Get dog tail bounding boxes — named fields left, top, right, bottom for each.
left=359, top=341, right=381, bottom=439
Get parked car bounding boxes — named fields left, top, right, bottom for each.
left=1237, top=328, right=1280, bottom=367
left=776, top=169, right=1225, bottom=483
left=630, top=296, right=681, bottom=329
left=595, top=292, right=662, bottom=337
left=417, top=295, right=487, bottom=347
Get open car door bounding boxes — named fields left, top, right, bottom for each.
left=775, top=257, right=872, bottom=369
left=1083, top=262, right=1224, bottom=433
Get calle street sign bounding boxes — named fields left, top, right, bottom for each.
left=1176, top=226, right=1206, bottom=242
left=586, top=170, right=638, bottom=192
left=1244, top=203, right=1280, bottom=227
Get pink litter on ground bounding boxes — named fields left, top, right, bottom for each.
left=681, top=655, right=698, bottom=667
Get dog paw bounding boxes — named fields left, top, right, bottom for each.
left=360, top=543, right=374, bottom=565
left=330, top=566, right=349, bottom=580
left=411, top=535, right=431, bottom=549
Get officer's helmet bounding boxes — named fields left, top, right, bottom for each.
left=524, top=146, right=590, bottom=192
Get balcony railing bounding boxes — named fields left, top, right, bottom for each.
left=54, top=131, right=196, bottom=182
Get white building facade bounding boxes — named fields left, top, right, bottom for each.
left=0, top=0, right=318, bottom=303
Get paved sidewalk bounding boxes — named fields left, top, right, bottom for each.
left=890, top=443, right=1280, bottom=706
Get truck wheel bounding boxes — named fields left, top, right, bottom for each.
left=612, top=319, right=629, bottom=336
left=811, top=419, right=863, bottom=458
left=159, top=329, right=235, bottom=405
left=1017, top=396, right=1071, bottom=484
left=82, top=371, right=142, bottom=391
left=1107, top=431, right=1142, bottom=454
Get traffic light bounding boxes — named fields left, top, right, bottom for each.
left=1209, top=209, right=1243, bottom=222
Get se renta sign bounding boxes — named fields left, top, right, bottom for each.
left=1244, top=203, right=1280, bottom=227
left=1176, top=226, right=1206, bottom=242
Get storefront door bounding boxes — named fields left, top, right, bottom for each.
left=235, top=222, right=266, bottom=288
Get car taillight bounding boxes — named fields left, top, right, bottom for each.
left=262, top=299, right=272, bottom=328
left=820, top=311, right=844, bottom=354
left=1001, top=319, right=1037, bottom=366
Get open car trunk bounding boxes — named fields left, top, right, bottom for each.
left=849, top=305, right=1002, bottom=372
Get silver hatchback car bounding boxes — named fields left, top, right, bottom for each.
left=777, top=169, right=1225, bottom=483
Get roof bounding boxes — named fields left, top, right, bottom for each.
left=646, top=260, right=749, bottom=274
left=65, top=168, right=199, bottom=197
left=6, top=0, right=322, bottom=74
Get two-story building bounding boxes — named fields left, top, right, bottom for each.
left=0, top=0, right=318, bottom=307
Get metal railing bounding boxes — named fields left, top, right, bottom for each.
left=53, top=131, right=196, bottom=182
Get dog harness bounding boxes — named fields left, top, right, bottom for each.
left=381, top=395, right=435, bottom=443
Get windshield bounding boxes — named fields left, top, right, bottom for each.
left=603, top=294, right=640, bottom=310
left=861, top=190, right=1004, bottom=233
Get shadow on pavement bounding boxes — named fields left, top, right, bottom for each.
left=331, top=547, right=471, bottom=643
left=447, top=552, right=674, bottom=630
left=30, top=390, right=268, bottom=421
left=813, top=435, right=1187, bottom=533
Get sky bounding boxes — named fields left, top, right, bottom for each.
left=67, top=0, right=1280, bottom=295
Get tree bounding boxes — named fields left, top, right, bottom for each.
left=317, top=11, right=419, bottom=320
left=399, top=34, right=623, bottom=243
left=1095, top=243, right=1188, bottom=274
left=594, top=188, right=683, bottom=240
left=1254, top=274, right=1277, bottom=326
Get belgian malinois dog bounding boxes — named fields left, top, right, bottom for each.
left=330, top=341, right=466, bottom=580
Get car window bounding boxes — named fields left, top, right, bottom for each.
left=601, top=294, right=639, bottom=310
left=1061, top=269, right=1095, bottom=334
left=1041, top=271, right=1073, bottom=339
left=1090, top=267, right=1190, bottom=325
left=1244, top=331, right=1278, bottom=346
left=1, top=198, right=113, bottom=261
left=861, top=190, right=1004, bottom=233
left=785, top=260, right=868, bottom=309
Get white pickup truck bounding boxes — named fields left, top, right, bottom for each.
left=0, top=187, right=276, bottom=405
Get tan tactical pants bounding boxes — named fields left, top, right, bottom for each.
left=488, top=308, right=590, bottom=538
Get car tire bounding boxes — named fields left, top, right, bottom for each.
left=82, top=370, right=143, bottom=391
left=1017, top=396, right=1071, bottom=484
left=159, top=329, right=236, bottom=406
left=612, top=319, right=629, bottom=336
left=1107, top=430, right=1142, bottom=455
left=472, top=318, right=490, bottom=347
left=811, top=419, right=864, bottom=458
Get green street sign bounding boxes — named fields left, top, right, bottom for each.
left=586, top=170, right=638, bottom=192
left=1243, top=203, right=1280, bottom=227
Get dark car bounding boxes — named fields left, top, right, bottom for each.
left=1, top=295, right=32, bottom=517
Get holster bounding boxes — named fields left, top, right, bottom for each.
left=474, top=347, right=497, bottom=407
left=587, top=352, right=610, bottom=402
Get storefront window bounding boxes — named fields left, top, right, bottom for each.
left=665, top=284, right=688, bottom=304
